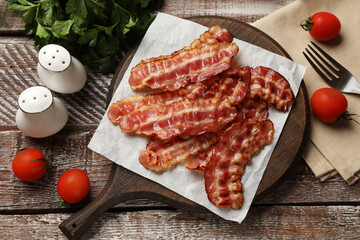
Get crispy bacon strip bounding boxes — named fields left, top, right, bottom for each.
left=185, top=98, right=269, bottom=172
left=203, top=77, right=248, bottom=105
left=184, top=150, right=211, bottom=171
left=222, top=66, right=251, bottom=81
left=190, top=25, right=233, bottom=48
left=129, top=42, right=239, bottom=92
left=250, top=66, right=295, bottom=111
left=204, top=119, right=274, bottom=209
left=236, top=97, right=269, bottom=122
left=203, top=66, right=250, bottom=105
left=139, top=133, right=219, bottom=172
left=120, top=97, right=238, bottom=140
left=108, top=78, right=216, bottom=124
left=208, top=25, right=233, bottom=43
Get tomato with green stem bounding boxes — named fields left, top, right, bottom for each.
left=57, top=169, right=90, bottom=204
left=311, top=88, right=359, bottom=124
left=301, top=12, right=341, bottom=41
left=12, top=148, right=48, bottom=182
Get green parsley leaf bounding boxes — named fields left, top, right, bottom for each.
left=52, top=20, right=74, bottom=38
left=65, top=0, right=87, bottom=27
left=6, top=0, right=159, bottom=73
left=8, top=3, right=37, bottom=24
left=36, top=24, right=51, bottom=39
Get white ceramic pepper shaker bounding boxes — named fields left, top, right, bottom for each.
left=37, top=44, right=87, bottom=94
left=16, top=86, right=68, bottom=138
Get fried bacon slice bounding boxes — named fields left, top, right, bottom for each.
left=203, top=66, right=250, bottom=105
left=236, top=97, right=269, bottom=122
left=222, top=66, right=251, bottom=81
left=204, top=119, right=274, bottom=209
left=110, top=66, right=250, bottom=125
left=190, top=25, right=233, bottom=48
left=184, top=150, right=212, bottom=171
left=119, top=97, right=238, bottom=140
left=250, top=66, right=295, bottom=111
left=208, top=25, right=233, bottom=43
left=129, top=42, right=239, bottom=92
left=139, top=133, right=219, bottom=172
left=108, top=78, right=216, bottom=124
left=185, top=98, right=269, bottom=172
left=203, top=77, right=249, bottom=105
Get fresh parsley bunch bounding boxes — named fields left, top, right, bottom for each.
left=7, top=0, right=158, bottom=73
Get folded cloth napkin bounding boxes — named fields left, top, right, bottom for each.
left=253, top=0, right=360, bottom=184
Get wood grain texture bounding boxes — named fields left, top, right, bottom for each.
left=1, top=206, right=360, bottom=239
left=1, top=0, right=359, bottom=239
left=1, top=129, right=359, bottom=212
left=160, top=0, right=296, bottom=23
left=0, top=130, right=112, bottom=212
left=0, top=1, right=25, bottom=34
left=0, top=37, right=112, bottom=129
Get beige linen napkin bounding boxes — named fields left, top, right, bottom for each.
left=253, top=0, right=360, bottom=184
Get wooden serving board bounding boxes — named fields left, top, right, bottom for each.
left=59, top=16, right=309, bottom=239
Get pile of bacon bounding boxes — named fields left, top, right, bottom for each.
left=108, top=26, right=295, bottom=209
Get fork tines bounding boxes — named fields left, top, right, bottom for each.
left=303, top=41, right=344, bottom=86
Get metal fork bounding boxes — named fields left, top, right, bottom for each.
left=303, top=41, right=360, bottom=94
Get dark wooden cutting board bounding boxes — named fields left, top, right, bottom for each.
left=59, top=16, right=309, bottom=240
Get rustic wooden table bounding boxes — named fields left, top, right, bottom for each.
left=0, top=0, right=359, bottom=239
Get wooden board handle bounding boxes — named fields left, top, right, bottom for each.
left=59, top=164, right=204, bottom=239
left=59, top=164, right=210, bottom=239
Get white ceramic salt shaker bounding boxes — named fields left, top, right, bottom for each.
left=37, top=44, right=87, bottom=94
left=16, top=86, right=68, bottom=138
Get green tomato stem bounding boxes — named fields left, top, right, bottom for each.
left=30, top=150, right=52, bottom=170
left=300, top=17, right=313, bottom=31
left=60, top=198, right=69, bottom=208
left=340, top=111, right=360, bottom=125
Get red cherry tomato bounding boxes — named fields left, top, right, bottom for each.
left=57, top=169, right=90, bottom=204
left=311, top=88, right=347, bottom=123
left=301, top=12, right=341, bottom=41
left=12, top=148, right=47, bottom=182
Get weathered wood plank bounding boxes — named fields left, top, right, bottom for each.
left=0, top=38, right=112, bottom=129
left=0, top=1, right=25, bottom=34
left=160, top=0, right=296, bottom=23
left=256, top=158, right=360, bottom=205
left=1, top=130, right=360, bottom=212
left=0, top=206, right=359, bottom=239
left=0, top=130, right=110, bottom=211
left=0, top=130, right=166, bottom=212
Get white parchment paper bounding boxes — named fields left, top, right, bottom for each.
left=88, top=13, right=306, bottom=223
